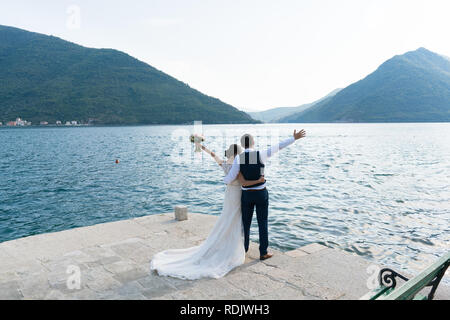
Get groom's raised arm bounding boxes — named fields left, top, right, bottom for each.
left=260, top=129, right=306, bottom=163
left=223, top=155, right=240, bottom=184
left=259, top=137, right=295, bottom=163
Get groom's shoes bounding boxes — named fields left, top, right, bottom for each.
left=260, top=253, right=273, bottom=261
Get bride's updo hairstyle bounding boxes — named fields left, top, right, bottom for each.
left=225, top=144, right=242, bottom=159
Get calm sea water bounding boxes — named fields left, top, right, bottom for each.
left=0, top=123, right=449, bottom=280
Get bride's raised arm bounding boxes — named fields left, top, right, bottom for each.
left=197, top=143, right=224, bottom=166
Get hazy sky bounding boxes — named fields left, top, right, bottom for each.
left=1, top=0, right=449, bottom=111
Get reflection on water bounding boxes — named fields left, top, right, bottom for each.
left=0, top=123, right=449, bottom=283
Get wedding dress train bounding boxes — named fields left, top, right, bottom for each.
left=150, top=164, right=245, bottom=280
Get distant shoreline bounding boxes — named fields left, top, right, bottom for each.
left=1, top=121, right=450, bottom=129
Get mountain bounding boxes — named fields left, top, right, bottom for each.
left=248, top=88, right=341, bottom=123
left=280, top=48, right=450, bottom=123
left=0, top=25, right=257, bottom=125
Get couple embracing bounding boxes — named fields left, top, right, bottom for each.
left=150, top=129, right=306, bottom=280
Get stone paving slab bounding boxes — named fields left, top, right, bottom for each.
left=0, top=213, right=448, bottom=300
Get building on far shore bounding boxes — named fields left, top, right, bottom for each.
left=16, top=118, right=26, bottom=126
left=56, top=121, right=62, bottom=125
left=0, top=122, right=2, bottom=126
left=7, top=118, right=31, bottom=126
left=64, top=121, right=79, bottom=126
left=40, top=121, right=49, bottom=125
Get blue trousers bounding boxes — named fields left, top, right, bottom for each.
left=241, top=188, right=269, bottom=257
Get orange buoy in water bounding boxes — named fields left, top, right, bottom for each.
left=115, top=159, right=119, bottom=164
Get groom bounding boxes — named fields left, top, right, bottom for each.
left=223, top=129, right=306, bottom=260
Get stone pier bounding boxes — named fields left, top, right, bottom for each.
left=0, top=213, right=448, bottom=300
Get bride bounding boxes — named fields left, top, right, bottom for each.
left=150, top=143, right=265, bottom=280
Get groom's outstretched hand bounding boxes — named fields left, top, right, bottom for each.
left=294, top=129, right=306, bottom=140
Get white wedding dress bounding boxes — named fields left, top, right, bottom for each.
left=150, top=163, right=245, bottom=280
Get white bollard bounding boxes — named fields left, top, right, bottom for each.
left=175, top=206, right=188, bottom=221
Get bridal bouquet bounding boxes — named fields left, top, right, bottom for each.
left=190, top=134, right=205, bottom=152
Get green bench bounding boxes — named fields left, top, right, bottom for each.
left=360, top=251, right=450, bottom=300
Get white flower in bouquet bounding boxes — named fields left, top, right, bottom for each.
left=190, top=134, right=205, bottom=152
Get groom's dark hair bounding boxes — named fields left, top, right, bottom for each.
left=241, top=134, right=254, bottom=149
